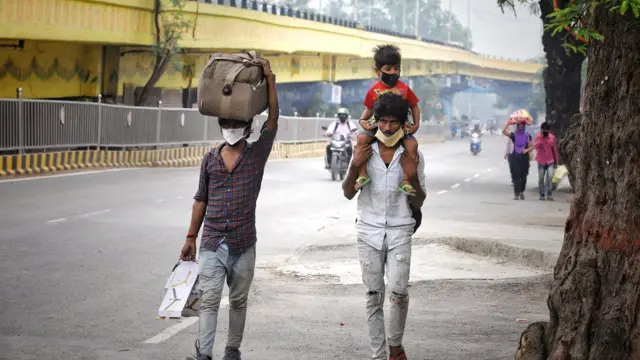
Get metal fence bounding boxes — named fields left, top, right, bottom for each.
left=0, top=93, right=445, bottom=153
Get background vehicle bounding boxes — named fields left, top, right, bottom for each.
left=470, top=133, right=481, bottom=155
left=321, top=125, right=354, bottom=181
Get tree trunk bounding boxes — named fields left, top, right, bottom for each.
left=515, top=6, right=640, bottom=360
left=538, top=0, right=585, bottom=169
left=134, top=54, right=171, bottom=106
left=134, top=0, right=171, bottom=107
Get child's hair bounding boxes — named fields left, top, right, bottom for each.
left=373, top=93, right=409, bottom=125
left=373, top=45, right=401, bottom=70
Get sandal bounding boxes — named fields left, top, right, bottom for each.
left=389, top=347, right=407, bottom=360
left=398, top=183, right=416, bottom=196
left=355, top=176, right=371, bottom=191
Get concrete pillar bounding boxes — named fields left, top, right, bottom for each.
left=321, top=54, right=336, bottom=82
left=101, top=45, right=121, bottom=101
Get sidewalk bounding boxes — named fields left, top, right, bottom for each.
left=89, top=269, right=551, bottom=360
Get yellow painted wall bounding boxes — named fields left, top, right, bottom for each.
left=0, top=0, right=541, bottom=82
left=0, top=0, right=154, bottom=45
left=0, top=40, right=101, bottom=99
left=115, top=51, right=329, bottom=95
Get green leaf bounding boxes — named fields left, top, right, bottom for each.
left=621, top=0, right=629, bottom=14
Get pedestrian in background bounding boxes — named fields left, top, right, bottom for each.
left=504, top=128, right=514, bottom=186
left=502, top=121, right=533, bottom=200
left=534, top=122, right=559, bottom=201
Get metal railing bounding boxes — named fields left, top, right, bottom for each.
left=196, top=0, right=532, bottom=64
left=0, top=90, right=446, bottom=153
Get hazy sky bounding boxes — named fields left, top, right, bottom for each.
left=306, top=0, right=544, bottom=61
left=446, top=0, right=543, bottom=60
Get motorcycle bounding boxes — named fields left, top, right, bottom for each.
left=321, top=125, right=355, bottom=181
left=470, top=133, right=481, bottom=155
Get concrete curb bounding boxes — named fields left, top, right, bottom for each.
left=296, top=234, right=558, bottom=272
left=0, top=146, right=210, bottom=176
left=0, top=134, right=445, bottom=177
left=415, top=237, right=559, bottom=270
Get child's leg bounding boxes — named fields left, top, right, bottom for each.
left=399, top=135, right=419, bottom=195
left=355, top=130, right=376, bottom=190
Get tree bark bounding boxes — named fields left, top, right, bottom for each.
left=134, top=54, right=171, bottom=106
left=515, top=5, right=640, bottom=360
left=538, top=0, right=585, bottom=169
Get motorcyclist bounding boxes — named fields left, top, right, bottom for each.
left=471, top=122, right=482, bottom=137
left=325, top=107, right=356, bottom=169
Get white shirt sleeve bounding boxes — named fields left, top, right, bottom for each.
left=417, top=151, right=426, bottom=193
left=326, top=122, right=335, bottom=136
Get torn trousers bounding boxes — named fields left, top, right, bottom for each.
left=358, top=237, right=411, bottom=360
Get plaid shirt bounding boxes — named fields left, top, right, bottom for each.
left=194, top=123, right=277, bottom=254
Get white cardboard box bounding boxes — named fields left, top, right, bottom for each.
left=158, top=261, right=201, bottom=318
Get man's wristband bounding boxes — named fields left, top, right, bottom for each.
left=186, top=232, right=197, bottom=239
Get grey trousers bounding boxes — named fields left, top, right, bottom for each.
left=358, top=239, right=412, bottom=359
left=197, top=243, right=256, bottom=357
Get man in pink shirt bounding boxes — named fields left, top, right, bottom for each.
left=534, top=122, right=559, bottom=200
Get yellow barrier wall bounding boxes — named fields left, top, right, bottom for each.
left=0, top=41, right=102, bottom=99
left=0, top=144, right=323, bottom=176
left=0, top=131, right=445, bottom=177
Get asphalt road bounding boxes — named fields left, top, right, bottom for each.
left=0, top=135, right=569, bottom=360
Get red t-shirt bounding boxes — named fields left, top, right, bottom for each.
left=363, top=80, right=420, bottom=109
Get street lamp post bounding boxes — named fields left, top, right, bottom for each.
left=414, top=0, right=420, bottom=37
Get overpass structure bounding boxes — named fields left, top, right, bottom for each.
left=1, top=0, right=543, bottom=110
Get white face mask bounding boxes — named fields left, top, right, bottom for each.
left=221, top=127, right=247, bottom=145
left=375, top=128, right=404, bottom=147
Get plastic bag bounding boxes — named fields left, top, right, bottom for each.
left=552, top=165, right=568, bottom=184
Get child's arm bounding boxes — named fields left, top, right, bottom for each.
left=359, top=108, right=375, bottom=130
left=405, top=104, right=421, bottom=134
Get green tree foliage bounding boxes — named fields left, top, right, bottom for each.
left=282, top=0, right=473, bottom=48
left=135, top=0, right=193, bottom=106
left=497, top=0, right=638, bottom=54
left=352, top=0, right=473, bottom=48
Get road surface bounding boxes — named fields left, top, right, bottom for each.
left=0, top=135, right=570, bottom=360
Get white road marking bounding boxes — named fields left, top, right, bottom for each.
left=0, top=168, right=140, bottom=184
left=46, top=209, right=111, bottom=224
left=78, top=209, right=111, bottom=218
left=47, top=218, right=67, bottom=224
left=464, top=178, right=472, bottom=182
left=155, top=196, right=185, bottom=203
left=142, top=298, right=229, bottom=344
left=142, top=317, right=199, bottom=344
left=451, top=183, right=460, bottom=189
left=437, top=190, right=448, bottom=195
left=473, top=173, right=480, bottom=178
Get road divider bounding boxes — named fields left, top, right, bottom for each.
left=0, top=133, right=444, bottom=177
